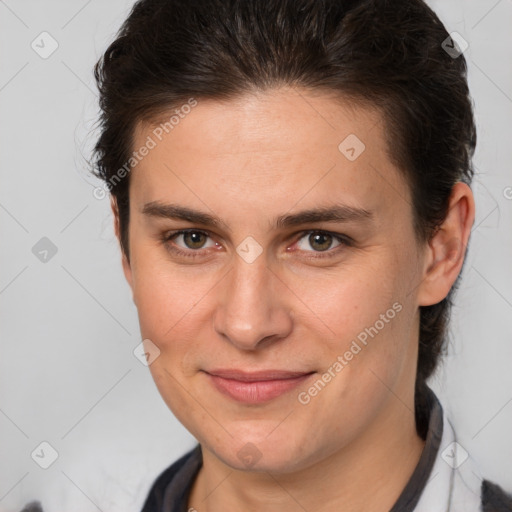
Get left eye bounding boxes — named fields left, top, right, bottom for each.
left=295, top=231, right=344, bottom=253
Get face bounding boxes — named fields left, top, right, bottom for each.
left=118, top=87, right=430, bottom=473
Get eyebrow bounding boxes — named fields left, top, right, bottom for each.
left=141, top=201, right=374, bottom=231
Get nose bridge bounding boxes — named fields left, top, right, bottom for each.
left=213, top=254, right=291, bottom=350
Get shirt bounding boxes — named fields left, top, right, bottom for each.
left=139, top=385, right=512, bottom=512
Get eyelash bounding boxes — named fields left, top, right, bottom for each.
left=161, top=229, right=352, bottom=260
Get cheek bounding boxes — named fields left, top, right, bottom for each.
left=299, top=259, right=399, bottom=336
left=130, top=239, right=192, bottom=323
left=301, top=258, right=411, bottom=380
left=135, top=275, right=204, bottom=341
left=134, top=272, right=179, bottom=339
left=131, top=252, right=218, bottom=366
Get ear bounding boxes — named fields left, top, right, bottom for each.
left=417, top=181, right=475, bottom=306
left=110, top=196, right=134, bottom=292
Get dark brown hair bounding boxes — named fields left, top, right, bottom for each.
left=91, top=0, right=476, bottom=438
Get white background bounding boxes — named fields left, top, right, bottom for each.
left=1, top=0, right=511, bottom=510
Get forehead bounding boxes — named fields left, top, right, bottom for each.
left=129, top=87, right=411, bottom=228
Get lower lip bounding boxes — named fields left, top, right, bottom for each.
left=205, top=372, right=314, bottom=404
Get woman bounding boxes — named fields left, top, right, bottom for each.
left=27, top=0, right=509, bottom=510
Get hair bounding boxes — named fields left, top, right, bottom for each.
left=91, top=0, right=476, bottom=439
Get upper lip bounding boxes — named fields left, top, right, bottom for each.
left=204, top=369, right=315, bottom=382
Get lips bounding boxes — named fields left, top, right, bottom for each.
left=203, top=369, right=315, bottom=403
left=206, top=369, right=313, bottom=381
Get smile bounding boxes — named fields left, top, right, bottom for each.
left=203, top=370, right=316, bottom=404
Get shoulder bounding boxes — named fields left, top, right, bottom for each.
left=481, top=479, right=512, bottom=512
left=140, top=444, right=201, bottom=512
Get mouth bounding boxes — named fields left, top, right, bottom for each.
left=203, top=369, right=316, bottom=404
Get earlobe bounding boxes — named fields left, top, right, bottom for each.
left=417, top=182, right=475, bottom=307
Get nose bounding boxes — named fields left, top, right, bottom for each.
left=212, top=255, right=293, bottom=351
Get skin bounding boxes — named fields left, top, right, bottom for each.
left=111, top=86, right=475, bottom=511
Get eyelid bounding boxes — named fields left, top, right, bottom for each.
left=292, top=230, right=348, bottom=253
left=164, top=229, right=218, bottom=254
left=162, top=228, right=352, bottom=258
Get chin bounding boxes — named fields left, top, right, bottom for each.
left=205, top=431, right=316, bottom=474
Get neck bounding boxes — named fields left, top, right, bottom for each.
left=188, top=393, right=426, bottom=512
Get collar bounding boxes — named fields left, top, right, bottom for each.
left=413, top=389, right=483, bottom=512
